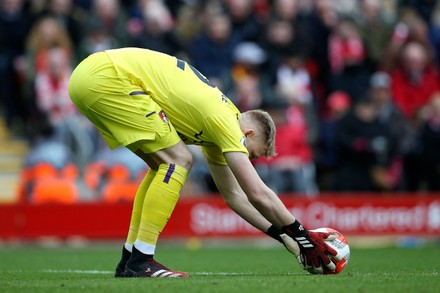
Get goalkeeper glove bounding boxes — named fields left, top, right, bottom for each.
left=282, top=220, right=341, bottom=273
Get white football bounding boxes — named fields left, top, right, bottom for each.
left=309, top=227, right=350, bottom=274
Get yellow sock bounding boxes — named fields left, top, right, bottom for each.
left=137, top=163, right=188, bottom=246
left=126, top=168, right=157, bottom=245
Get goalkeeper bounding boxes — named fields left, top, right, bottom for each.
left=68, top=48, right=340, bottom=278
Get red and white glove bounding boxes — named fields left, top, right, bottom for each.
left=282, top=220, right=341, bottom=273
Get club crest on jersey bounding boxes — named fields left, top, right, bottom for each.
left=240, top=136, right=247, bottom=147
left=159, top=111, right=169, bottom=123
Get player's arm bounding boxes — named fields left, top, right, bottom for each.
left=223, top=152, right=295, bottom=227
left=206, top=160, right=281, bottom=234
left=223, top=151, right=341, bottom=272
left=207, top=159, right=305, bottom=266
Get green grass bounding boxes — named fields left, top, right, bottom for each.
left=0, top=242, right=439, bottom=293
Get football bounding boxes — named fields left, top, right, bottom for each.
left=309, top=227, right=350, bottom=274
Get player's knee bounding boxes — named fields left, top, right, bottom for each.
left=177, top=149, right=193, bottom=171
left=167, top=142, right=194, bottom=171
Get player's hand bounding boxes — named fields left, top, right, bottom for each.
left=282, top=221, right=342, bottom=273
left=279, top=233, right=303, bottom=268
left=300, top=231, right=341, bottom=274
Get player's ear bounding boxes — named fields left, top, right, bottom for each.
left=244, top=129, right=255, bottom=137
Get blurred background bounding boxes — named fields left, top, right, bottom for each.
left=0, top=0, right=439, bottom=245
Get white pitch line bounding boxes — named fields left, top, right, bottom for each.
left=41, top=269, right=303, bottom=276
left=41, top=270, right=440, bottom=277
left=43, top=269, right=113, bottom=274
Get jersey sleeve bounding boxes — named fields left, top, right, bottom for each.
left=201, top=114, right=248, bottom=165
left=202, top=145, right=227, bottom=165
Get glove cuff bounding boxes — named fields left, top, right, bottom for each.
left=265, top=225, right=283, bottom=243
left=282, top=220, right=308, bottom=237
left=283, top=220, right=315, bottom=249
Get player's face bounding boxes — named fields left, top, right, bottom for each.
left=246, top=135, right=267, bottom=160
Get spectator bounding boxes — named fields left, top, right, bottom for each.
left=85, top=0, right=130, bottom=47
left=356, top=0, right=395, bottom=71
left=275, top=50, right=314, bottom=105
left=190, top=12, right=241, bottom=86
left=129, top=0, right=183, bottom=56
left=262, top=0, right=314, bottom=79
left=370, top=71, right=414, bottom=153
left=225, top=0, right=264, bottom=42
left=369, top=71, right=414, bottom=190
left=35, top=0, right=86, bottom=45
left=327, top=16, right=370, bottom=100
left=221, top=41, right=269, bottom=111
left=332, top=0, right=358, bottom=16
left=25, top=15, right=73, bottom=80
left=274, top=48, right=320, bottom=151
left=399, top=0, right=437, bottom=25
left=0, top=0, right=30, bottom=132
left=260, top=19, right=295, bottom=80
left=333, top=96, right=400, bottom=191
left=316, top=91, right=351, bottom=190
left=34, top=46, right=96, bottom=171
left=308, top=0, right=339, bottom=101
left=418, top=92, right=440, bottom=191
left=390, top=41, right=440, bottom=120
left=34, top=46, right=75, bottom=133
left=271, top=0, right=314, bottom=58
left=383, top=8, right=433, bottom=72
left=75, top=18, right=120, bottom=64
left=428, top=1, right=440, bottom=68
left=255, top=97, right=319, bottom=196
left=173, top=1, right=204, bottom=52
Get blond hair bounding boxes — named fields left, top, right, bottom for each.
left=245, top=109, right=277, bottom=158
left=26, top=16, right=72, bottom=54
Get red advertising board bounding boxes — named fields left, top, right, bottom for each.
left=164, top=194, right=440, bottom=237
left=0, top=194, right=439, bottom=240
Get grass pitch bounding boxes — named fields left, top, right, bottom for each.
left=0, top=241, right=439, bottom=293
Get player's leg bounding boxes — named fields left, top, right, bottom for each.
left=115, top=140, right=192, bottom=277
left=114, top=167, right=157, bottom=277
left=68, top=53, right=191, bottom=277
left=123, top=139, right=192, bottom=278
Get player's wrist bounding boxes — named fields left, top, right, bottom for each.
left=265, top=225, right=283, bottom=243
left=282, top=220, right=308, bottom=238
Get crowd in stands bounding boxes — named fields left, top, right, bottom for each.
left=1, top=0, right=440, bottom=203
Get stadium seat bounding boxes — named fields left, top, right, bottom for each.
left=106, top=164, right=131, bottom=182
left=61, top=163, right=79, bottom=180
left=31, top=162, right=59, bottom=179
left=17, top=162, right=79, bottom=203
left=83, top=161, right=106, bottom=189
left=102, top=181, right=139, bottom=203
left=30, top=177, right=79, bottom=204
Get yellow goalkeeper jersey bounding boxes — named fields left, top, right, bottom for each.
left=105, top=48, right=248, bottom=164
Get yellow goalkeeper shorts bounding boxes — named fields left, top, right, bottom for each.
left=68, top=52, right=180, bottom=153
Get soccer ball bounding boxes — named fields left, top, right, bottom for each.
left=309, top=227, right=350, bottom=274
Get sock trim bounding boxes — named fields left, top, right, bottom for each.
left=134, top=239, right=156, bottom=255
left=124, top=243, right=133, bottom=253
